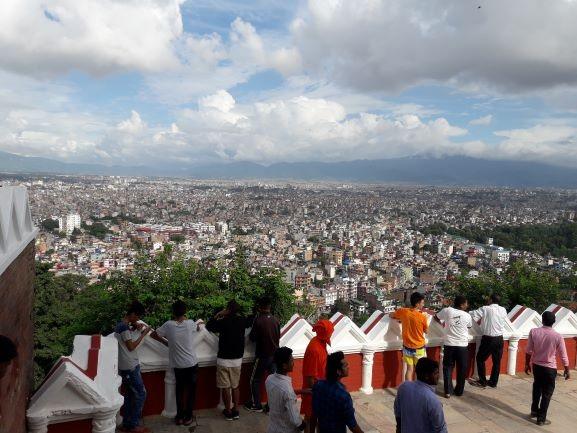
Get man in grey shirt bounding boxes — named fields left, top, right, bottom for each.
left=265, top=347, right=306, bottom=433
left=151, top=300, right=200, bottom=426
left=114, top=301, right=150, bottom=433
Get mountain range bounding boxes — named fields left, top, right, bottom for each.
left=1, top=149, right=577, bottom=187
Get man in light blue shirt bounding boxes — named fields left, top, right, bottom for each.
left=394, top=357, right=447, bottom=433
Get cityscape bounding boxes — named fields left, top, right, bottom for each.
left=2, top=173, right=575, bottom=323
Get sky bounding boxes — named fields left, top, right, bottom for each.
left=1, top=0, right=577, bottom=168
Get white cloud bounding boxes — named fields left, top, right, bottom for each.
left=469, top=114, right=493, bottom=126
left=0, top=0, right=185, bottom=77
left=291, top=0, right=577, bottom=94
left=493, top=123, right=577, bottom=166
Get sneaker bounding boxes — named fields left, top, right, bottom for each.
left=223, top=409, right=235, bottom=421
left=174, top=417, right=183, bottom=426
left=444, top=393, right=451, bottom=399
left=468, top=379, right=486, bottom=388
left=530, top=411, right=539, bottom=418
left=183, top=416, right=195, bottom=426
left=244, top=403, right=263, bottom=412
left=536, top=419, right=551, bottom=426
left=231, top=409, right=240, bottom=420
left=487, top=382, right=497, bottom=388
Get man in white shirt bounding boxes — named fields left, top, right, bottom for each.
left=266, top=347, right=306, bottom=433
left=469, top=293, right=508, bottom=388
left=435, top=295, right=473, bottom=398
left=151, top=300, right=199, bottom=426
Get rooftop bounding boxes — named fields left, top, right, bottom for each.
left=142, top=374, right=577, bottom=433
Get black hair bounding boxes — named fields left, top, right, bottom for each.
left=542, top=311, right=556, bottom=327
left=453, top=295, right=467, bottom=309
left=410, top=292, right=425, bottom=307
left=0, top=335, right=17, bottom=363
left=127, top=300, right=145, bottom=317
left=227, top=299, right=240, bottom=316
left=415, top=357, right=438, bottom=381
left=273, top=347, right=293, bottom=370
left=490, top=293, right=501, bottom=304
left=258, top=297, right=272, bottom=309
left=326, top=351, right=345, bottom=382
left=172, top=300, right=187, bottom=317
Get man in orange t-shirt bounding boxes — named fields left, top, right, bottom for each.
left=391, top=292, right=429, bottom=382
left=301, top=319, right=334, bottom=433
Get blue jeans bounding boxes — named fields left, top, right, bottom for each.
left=120, top=365, right=147, bottom=428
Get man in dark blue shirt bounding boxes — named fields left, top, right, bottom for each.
left=394, top=357, right=447, bottom=433
left=312, top=351, right=364, bottom=433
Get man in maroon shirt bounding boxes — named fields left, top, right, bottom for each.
left=524, top=311, right=570, bottom=426
left=245, top=297, right=281, bottom=412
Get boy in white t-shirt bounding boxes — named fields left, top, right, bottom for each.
left=151, top=300, right=200, bottom=426
left=435, top=295, right=472, bottom=398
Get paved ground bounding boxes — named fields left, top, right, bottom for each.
left=139, top=374, right=577, bottom=433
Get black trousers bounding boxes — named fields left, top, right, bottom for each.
left=443, top=345, right=469, bottom=396
left=476, top=335, right=503, bottom=386
left=174, top=364, right=198, bottom=420
left=531, top=364, right=557, bottom=422
left=249, top=356, right=275, bottom=408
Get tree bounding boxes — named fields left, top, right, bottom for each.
left=33, top=249, right=298, bottom=384
left=444, top=262, right=560, bottom=312
left=41, top=219, right=59, bottom=231
left=330, top=299, right=350, bottom=317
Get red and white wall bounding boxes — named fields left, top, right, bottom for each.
left=27, top=305, right=577, bottom=433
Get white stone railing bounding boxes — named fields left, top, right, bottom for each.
left=0, top=186, right=38, bottom=276
left=27, top=304, right=577, bottom=432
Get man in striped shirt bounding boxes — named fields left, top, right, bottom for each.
left=525, top=311, right=570, bottom=426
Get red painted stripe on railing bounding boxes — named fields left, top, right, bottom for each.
left=280, top=316, right=302, bottom=338
left=38, top=335, right=102, bottom=390
left=333, top=313, right=345, bottom=326
left=363, top=312, right=385, bottom=335
left=85, top=335, right=101, bottom=379
left=552, top=305, right=562, bottom=314
left=509, top=306, right=527, bottom=324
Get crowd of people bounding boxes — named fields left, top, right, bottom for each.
left=110, top=292, right=571, bottom=433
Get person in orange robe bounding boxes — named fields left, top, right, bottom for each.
left=300, top=319, right=334, bottom=433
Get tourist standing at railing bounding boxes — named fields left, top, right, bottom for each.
left=150, top=300, right=200, bottom=427
left=394, top=357, right=447, bottom=433
left=312, top=351, right=365, bottom=433
left=265, top=347, right=306, bottom=433
left=435, top=295, right=473, bottom=398
left=245, top=297, right=281, bottom=413
left=300, top=319, right=335, bottom=433
left=469, top=293, right=508, bottom=388
left=114, top=301, right=151, bottom=433
left=206, top=300, right=252, bottom=421
left=524, top=311, right=570, bottom=426
left=390, top=292, right=429, bottom=381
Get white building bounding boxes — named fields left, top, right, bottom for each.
left=59, top=213, right=81, bottom=236
left=491, top=247, right=510, bottom=263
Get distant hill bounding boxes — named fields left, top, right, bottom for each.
left=1, top=150, right=577, bottom=187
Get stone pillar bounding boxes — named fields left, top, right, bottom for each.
left=27, top=418, right=48, bottom=433
left=360, top=348, right=375, bottom=395
left=507, top=337, right=519, bottom=376
left=162, top=368, right=177, bottom=418
left=93, top=410, right=118, bottom=433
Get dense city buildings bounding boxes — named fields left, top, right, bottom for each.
left=2, top=174, right=576, bottom=319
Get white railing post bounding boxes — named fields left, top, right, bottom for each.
left=162, top=368, right=177, bottom=418
left=360, top=348, right=375, bottom=395
left=92, top=409, right=118, bottom=433
left=507, top=337, right=519, bottom=376
left=28, top=418, right=49, bottom=433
